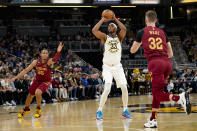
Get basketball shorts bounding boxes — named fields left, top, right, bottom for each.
left=29, top=79, right=51, bottom=95
left=102, top=63, right=127, bottom=88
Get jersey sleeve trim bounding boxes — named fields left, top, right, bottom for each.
left=164, top=31, right=169, bottom=42
left=136, top=29, right=144, bottom=43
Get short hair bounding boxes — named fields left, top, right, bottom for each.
left=109, top=23, right=117, bottom=29
left=145, top=10, right=157, bottom=23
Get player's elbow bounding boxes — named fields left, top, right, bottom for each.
left=168, top=53, right=173, bottom=58
left=122, top=26, right=127, bottom=31
left=92, top=28, right=96, bottom=34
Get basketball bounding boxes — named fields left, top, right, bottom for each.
left=102, top=9, right=114, bottom=20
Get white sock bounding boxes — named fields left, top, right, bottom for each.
left=97, top=83, right=111, bottom=112
left=121, top=85, right=128, bottom=111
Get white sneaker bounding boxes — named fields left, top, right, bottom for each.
left=177, top=92, right=191, bottom=115
left=95, top=95, right=99, bottom=99
left=70, top=98, right=74, bottom=101
left=52, top=99, right=57, bottom=103
left=74, top=97, right=78, bottom=100
left=11, top=100, right=16, bottom=106
left=144, top=119, right=157, bottom=128
left=6, top=101, right=12, bottom=106
left=42, top=99, right=46, bottom=103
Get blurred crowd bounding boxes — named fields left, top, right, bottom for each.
left=0, top=34, right=104, bottom=106
left=125, top=67, right=197, bottom=96
left=167, top=67, right=197, bottom=94
left=180, top=25, right=197, bottom=65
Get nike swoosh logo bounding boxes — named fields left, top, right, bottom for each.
left=182, top=100, right=185, bottom=105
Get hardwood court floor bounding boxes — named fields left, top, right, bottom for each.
left=0, top=94, right=197, bottom=131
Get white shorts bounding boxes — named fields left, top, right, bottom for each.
left=102, top=64, right=127, bottom=88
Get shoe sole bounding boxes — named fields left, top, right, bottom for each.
left=144, top=126, right=157, bottom=128
left=34, top=115, right=41, bottom=118
left=96, top=118, right=103, bottom=120
left=122, top=114, right=132, bottom=119
left=17, top=111, right=31, bottom=118
left=185, top=92, right=191, bottom=115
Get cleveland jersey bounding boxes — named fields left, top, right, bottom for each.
left=136, top=26, right=168, bottom=61
left=35, top=58, right=52, bottom=82
left=103, top=35, right=122, bottom=66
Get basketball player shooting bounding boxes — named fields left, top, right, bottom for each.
left=9, top=42, right=63, bottom=118
left=130, top=10, right=191, bottom=128
left=92, top=10, right=131, bottom=120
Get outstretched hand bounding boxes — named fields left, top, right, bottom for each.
left=57, top=42, right=64, bottom=52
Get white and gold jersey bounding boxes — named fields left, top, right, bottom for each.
left=103, top=35, right=122, bottom=66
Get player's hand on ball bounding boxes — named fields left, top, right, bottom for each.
left=57, top=42, right=64, bottom=52
left=102, top=17, right=110, bottom=23
left=113, top=14, right=116, bottom=20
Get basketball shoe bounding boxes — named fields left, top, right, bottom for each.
left=144, top=119, right=157, bottom=128
left=122, top=109, right=132, bottom=119
left=34, top=108, right=42, bottom=118
left=17, top=108, right=31, bottom=118
left=96, top=110, right=103, bottom=120
left=178, top=92, right=191, bottom=115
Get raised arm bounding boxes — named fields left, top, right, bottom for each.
left=167, top=42, right=173, bottom=58
left=9, top=60, right=37, bottom=83
left=92, top=18, right=108, bottom=45
left=114, top=16, right=126, bottom=43
left=48, top=42, right=63, bottom=65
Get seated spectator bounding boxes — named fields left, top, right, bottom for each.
left=47, top=84, right=58, bottom=103
left=51, top=77, right=61, bottom=102
left=81, top=74, right=90, bottom=99
left=0, top=74, right=17, bottom=106
left=167, top=80, right=174, bottom=93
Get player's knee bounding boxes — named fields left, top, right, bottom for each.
left=120, top=84, right=127, bottom=92
left=35, top=89, right=42, bottom=96
left=28, top=93, right=35, bottom=98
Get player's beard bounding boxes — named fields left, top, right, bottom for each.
left=109, top=30, right=116, bottom=36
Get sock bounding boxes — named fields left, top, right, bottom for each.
left=150, top=112, right=157, bottom=120
left=97, top=83, right=111, bottom=112
left=123, top=107, right=127, bottom=111
left=24, top=106, right=30, bottom=111
left=172, top=95, right=180, bottom=102
left=37, top=106, right=41, bottom=109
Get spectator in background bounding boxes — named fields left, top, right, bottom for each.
left=81, top=74, right=89, bottom=99
left=167, top=80, right=174, bottom=93
left=51, top=77, right=60, bottom=102
left=47, top=84, right=58, bottom=103
left=94, top=73, right=103, bottom=99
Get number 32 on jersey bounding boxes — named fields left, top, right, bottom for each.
left=148, top=37, right=163, bottom=50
